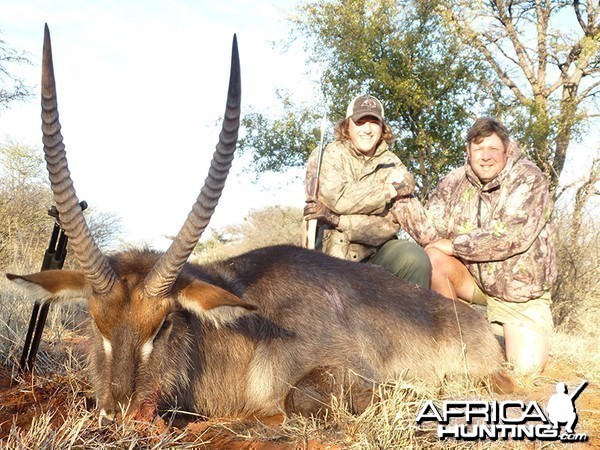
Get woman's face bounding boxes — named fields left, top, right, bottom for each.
left=348, top=116, right=382, bottom=156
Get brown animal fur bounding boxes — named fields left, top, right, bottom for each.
left=8, top=245, right=512, bottom=421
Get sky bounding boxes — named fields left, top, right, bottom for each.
left=0, top=0, right=314, bottom=250
left=1, top=1, right=598, bottom=251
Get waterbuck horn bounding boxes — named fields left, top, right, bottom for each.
left=41, top=24, right=118, bottom=295
left=142, top=35, right=241, bottom=298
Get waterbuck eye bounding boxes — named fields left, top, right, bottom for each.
left=153, top=316, right=173, bottom=342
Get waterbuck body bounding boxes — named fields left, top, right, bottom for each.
left=20, top=245, right=505, bottom=419
left=7, top=25, right=511, bottom=423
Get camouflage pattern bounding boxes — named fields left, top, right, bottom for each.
left=305, top=139, right=414, bottom=261
left=392, top=144, right=557, bottom=303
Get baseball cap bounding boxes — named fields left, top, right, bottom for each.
left=345, top=94, right=384, bottom=122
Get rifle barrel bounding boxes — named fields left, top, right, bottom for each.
left=570, top=381, right=588, bottom=401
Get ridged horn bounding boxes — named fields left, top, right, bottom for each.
left=142, top=35, right=241, bottom=298
left=41, top=24, right=118, bottom=295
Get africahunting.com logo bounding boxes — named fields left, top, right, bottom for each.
left=416, top=381, right=589, bottom=443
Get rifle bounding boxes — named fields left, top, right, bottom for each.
left=19, top=201, right=88, bottom=373
left=569, top=381, right=588, bottom=402
left=303, top=115, right=328, bottom=250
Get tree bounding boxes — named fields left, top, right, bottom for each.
left=0, top=141, right=52, bottom=270
left=439, top=0, right=599, bottom=192
left=0, top=142, right=122, bottom=272
left=0, top=29, right=32, bottom=109
left=193, top=206, right=303, bottom=262
left=240, top=0, right=489, bottom=199
left=240, top=91, right=322, bottom=175
left=240, top=0, right=598, bottom=201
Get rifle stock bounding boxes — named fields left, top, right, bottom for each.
left=305, top=218, right=318, bottom=249
left=303, top=177, right=319, bottom=249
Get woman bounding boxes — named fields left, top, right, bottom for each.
left=304, top=94, right=430, bottom=289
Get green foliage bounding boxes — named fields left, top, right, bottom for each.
left=239, top=91, right=323, bottom=174
left=240, top=0, right=598, bottom=200
left=240, top=0, right=488, bottom=199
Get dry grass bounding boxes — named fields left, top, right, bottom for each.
left=1, top=276, right=599, bottom=449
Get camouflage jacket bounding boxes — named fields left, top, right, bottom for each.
left=392, top=145, right=557, bottom=302
left=305, top=139, right=414, bottom=262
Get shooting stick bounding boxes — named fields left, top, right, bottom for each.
left=19, top=201, right=87, bottom=373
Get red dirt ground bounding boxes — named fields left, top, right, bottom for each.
left=0, top=358, right=598, bottom=448
left=0, top=366, right=340, bottom=449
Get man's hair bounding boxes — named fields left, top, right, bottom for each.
left=467, top=117, right=510, bottom=151
left=333, top=117, right=395, bottom=145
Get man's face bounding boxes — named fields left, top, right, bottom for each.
left=348, top=116, right=382, bottom=156
left=467, top=133, right=509, bottom=183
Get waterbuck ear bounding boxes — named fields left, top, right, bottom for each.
left=6, top=270, right=92, bottom=303
left=177, top=280, right=257, bottom=328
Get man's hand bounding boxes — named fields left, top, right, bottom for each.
left=304, top=200, right=340, bottom=227
left=425, top=238, right=454, bottom=256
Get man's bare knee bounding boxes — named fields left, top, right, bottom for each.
left=425, top=248, right=477, bottom=302
left=425, top=247, right=451, bottom=273
left=504, top=324, right=549, bottom=375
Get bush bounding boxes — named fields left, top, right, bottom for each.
left=193, top=205, right=303, bottom=263
left=552, top=204, right=600, bottom=335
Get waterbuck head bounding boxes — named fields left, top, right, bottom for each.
left=6, top=24, right=248, bottom=422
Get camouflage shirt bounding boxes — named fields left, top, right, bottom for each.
left=392, top=144, right=557, bottom=302
left=305, top=139, right=414, bottom=262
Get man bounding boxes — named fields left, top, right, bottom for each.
left=304, top=94, right=431, bottom=289
left=392, top=117, right=556, bottom=374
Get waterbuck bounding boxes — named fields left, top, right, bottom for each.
left=7, top=25, right=513, bottom=424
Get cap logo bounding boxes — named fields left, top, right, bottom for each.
left=346, top=94, right=384, bottom=119
left=360, top=98, right=378, bottom=110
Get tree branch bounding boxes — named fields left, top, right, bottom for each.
left=535, top=0, right=550, bottom=89
left=490, top=0, right=539, bottom=92
left=444, top=5, right=529, bottom=103
left=578, top=80, right=600, bottom=101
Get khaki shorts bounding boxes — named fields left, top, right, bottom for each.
left=471, top=285, right=554, bottom=337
